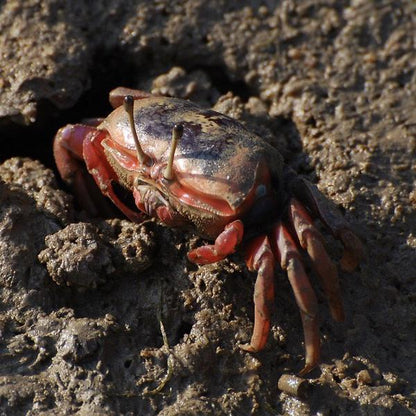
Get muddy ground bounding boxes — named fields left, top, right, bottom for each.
left=0, top=0, right=415, bottom=415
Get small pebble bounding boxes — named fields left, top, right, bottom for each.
left=357, top=369, right=372, bottom=385
left=278, top=374, right=309, bottom=398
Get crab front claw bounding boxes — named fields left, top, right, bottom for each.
left=53, top=124, right=115, bottom=217
left=54, top=123, right=146, bottom=223
left=187, top=220, right=244, bottom=264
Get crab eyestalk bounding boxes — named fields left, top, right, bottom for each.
left=163, top=124, right=183, bottom=180
left=123, top=95, right=149, bottom=165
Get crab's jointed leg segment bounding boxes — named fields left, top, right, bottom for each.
left=240, top=235, right=275, bottom=352
left=336, top=229, right=364, bottom=272
left=54, top=124, right=117, bottom=217
left=289, top=198, right=344, bottom=322
left=290, top=176, right=364, bottom=272
left=54, top=124, right=91, bottom=182
left=109, top=87, right=152, bottom=109
left=54, top=122, right=146, bottom=222
left=187, top=220, right=244, bottom=265
left=273, top=222, right=320, bottom=376
left=82, top=129, right=147, bottom=223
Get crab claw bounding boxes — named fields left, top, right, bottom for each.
left=54, top=124, right=117, bottom=217
left=187, top=220, right=244, bottom=265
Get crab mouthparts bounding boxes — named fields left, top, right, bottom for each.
left=167, top=179, right=239, bottom=217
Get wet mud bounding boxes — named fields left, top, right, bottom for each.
left=0, top=1, right=415, bottom=415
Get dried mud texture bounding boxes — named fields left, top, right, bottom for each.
left=0, top=2, right=90, bottom=124
left=1, top=0, right=416, bottom=415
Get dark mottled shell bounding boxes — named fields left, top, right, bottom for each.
left=101, top=96, right=282, bottom=210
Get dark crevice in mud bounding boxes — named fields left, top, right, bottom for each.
left=0, top=96, right=106, bottom=169
left=190, top=65, right=252, bottom=101
left=174, top=320, right=193, bottom=344
left=0, top=101, right=64, bottom=168
left=0, top=47, right=140, bottom=168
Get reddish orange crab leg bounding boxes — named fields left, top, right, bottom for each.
left=273, top=223, right=320, bottom=375
left=54, top=124, right=115, bottom=217
left=82, top=130, right=146, bottom=223
left=289, top=198, right=344, bottom=322
left=290, top=176, right=364, bottom=271
left=240, top=235, right=275, bottom=352
left=54, top=123, right=146, bottom=221
left=187, top=220, right=244, bottom=265
left=336, top=229, right=364, bottom=272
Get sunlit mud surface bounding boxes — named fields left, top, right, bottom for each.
left=0, top=1, right=415, bottom=414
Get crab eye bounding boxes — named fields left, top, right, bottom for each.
left=255, top=184, right=267, bottom=199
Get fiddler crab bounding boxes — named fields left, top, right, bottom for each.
left=54, top=87, right=363, bottom=375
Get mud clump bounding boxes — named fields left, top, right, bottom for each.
left=39, top=220, right=156, bottom=288
left=39, top=222, right=115, bottom=288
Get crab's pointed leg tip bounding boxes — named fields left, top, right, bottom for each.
left=339, top=230, right=365, bottom=272
left=340, top=253, right=359, bottom=272
left=340, top=244, right=365, bottom=272
left=239, top=343, right=257, bottom=353
left=298, top=363, right=317, bottom=377
left=330, top=304, right=345, bottom=322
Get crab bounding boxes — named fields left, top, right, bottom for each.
left=53, top=87, right=363, bottom=375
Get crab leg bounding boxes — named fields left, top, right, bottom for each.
left=109, top=87, right=152, bottom=108
left=289, top=175, right=364, bottom=271
left=273, top=222, right=320, bottom=375
left=289, top=198, right=344, bottom=322
left=54, top=123, right=146, bottom=222
left=187, top=220, right=244, bottom=264
left=240, top=235, right=275, bottom=352
left=82, top=130, right=147, bottom=223
left=54, top=124, right=116, bottom=217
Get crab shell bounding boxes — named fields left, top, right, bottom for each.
left=98, top=96, right=283, bottom=239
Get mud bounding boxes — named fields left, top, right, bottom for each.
left=0, top=0, right=415, bottom=415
